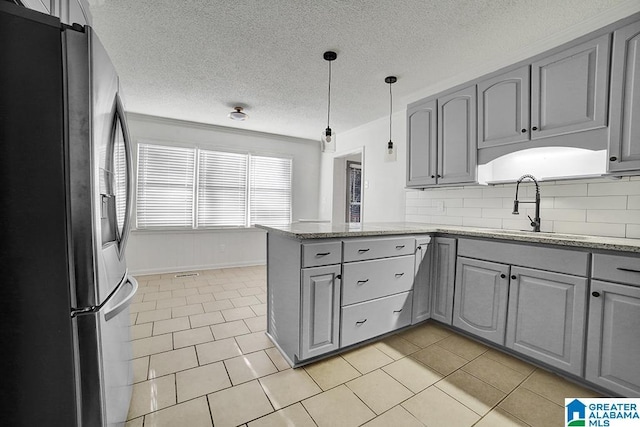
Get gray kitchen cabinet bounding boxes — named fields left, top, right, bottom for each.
left=453, top=257, right=509, bottom=345
left=406, top=99, right=437, bottom=187
left=586, top=281, right=640, bottom=397
left=21, top=0, right=50, bottom=14
left=506, top=266, right=588, bottom=377
left=608, top=20, right=640, bottom=173
left=531, top=34, right=610, bottom=140
left=300, top=264, right=341, bottom=360
left=478, top=65, right=530, bottom=149
left=430, top=237, right=457, bottom=324
left=437, top=86, right=477, bottom=185
left=412, top=236, right=432, bottom=324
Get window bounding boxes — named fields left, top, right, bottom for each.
left=136, top=143, right=292, bottom=229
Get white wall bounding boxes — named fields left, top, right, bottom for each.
left=406, top=177, right=640, bottom=239
left=319, top=112, right=408, bottom=222
left=125, top=113, right=321, bottom=274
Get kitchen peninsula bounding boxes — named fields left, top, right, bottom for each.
left=257, top=222, right=640, bottom=397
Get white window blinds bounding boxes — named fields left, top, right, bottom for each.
left=249, top=156, right=292, bottom=226
left=136, top=143, right=292, bottom=229
left=197, top=150, right=248, bottom=227
left=136, top=144, right=195, bottom=228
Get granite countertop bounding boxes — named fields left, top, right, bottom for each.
left=255, top=222, right=640, bottom=254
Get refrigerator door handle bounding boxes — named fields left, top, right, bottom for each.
left=104, top=275, right=138, bottom=321
left=115, top=92, right=134, bottom=255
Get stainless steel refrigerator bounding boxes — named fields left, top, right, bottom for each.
left=1, top=3, right=138, bottom=426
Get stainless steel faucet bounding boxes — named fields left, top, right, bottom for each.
left=512, top=174, right=541, bottom=232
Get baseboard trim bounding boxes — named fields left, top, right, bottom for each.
left=129, top=259, right=266, bottom=276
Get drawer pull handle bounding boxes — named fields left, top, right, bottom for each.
left=358, top=248, right=370, bottom=253
left=396, top=245, right=405, bottom=249
left=617, top=267, right=640, bottom=274
left=393, top=309, right=403, bottom=313
left=356, top=319, right=367, bottom=326
left=315, top=252, right=331, bottom=257
left=395, top=273, right=405, bottom=278
left=357, top=279, right=369, bottom=285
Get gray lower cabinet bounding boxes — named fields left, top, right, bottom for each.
left=453, top=257, right=509, bottom=345
left=412, top=237, right=432, bottom=324
left=430, top=237, right=457, bottom=324
left=506, top=266, right=588, bottom=376
left=300, top=265, right=341, bottom=360
left=608, top=19, right=640, bottom=173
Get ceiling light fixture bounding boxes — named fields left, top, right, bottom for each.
left=385, top=76, right=397, bottom=162
left=321, top=51, right=337, bottom=153
left=228, top=106, right=248, bottom=121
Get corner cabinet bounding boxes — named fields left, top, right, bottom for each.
left=430, top=237, right=457, bottom=324
left=406, top=86, right=477, bottom=188
left=608, top=20, right=640, bottom=173
left=437, top=86, right=477, bottom=185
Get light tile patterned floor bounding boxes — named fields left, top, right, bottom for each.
left=126, top=265, right=602, bottom=427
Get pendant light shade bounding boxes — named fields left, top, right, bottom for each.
left=385, top=76, right=397, bottom=162
left=321, top=51, right=337, bottom=153
left=228, top=106, right=248, bottom=121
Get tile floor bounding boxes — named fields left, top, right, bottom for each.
left=126, top=265, right=603, bottom=427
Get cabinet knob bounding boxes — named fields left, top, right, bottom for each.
left=431, top=175, right=435, bottom=178
left=521, top=129, right=526, bottom=133
left=437, top=174, right=442, bottom=178
left=609, top=156, right=617, bottom=162
left=592, top=291, right=600, bottom=297
left=511, top=275, right=517, bottom=280
left=500, top=274, right=506, bottom=279
left=532, top=126, right=538, bottom=131
left=336, top=274, right=341, bottom=280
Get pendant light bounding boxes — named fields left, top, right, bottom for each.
left=321, top=51, right=337, bottom=152
left=385, top=76, right=397, bottom=162
left=228, top=106, right=248, bottom=121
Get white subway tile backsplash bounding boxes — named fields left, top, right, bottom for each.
left=629, top=196, right=640, bottom=210
left=553, top=196, right=627, bottom=210
left=588, top=181, right=640, bottom=196
left=553, top=221, right=626, bottom=238
left=627, top=225, right=640, bottom=239
left=587, top=210, right=640, bottom=224
left=406, top=178, right=640, bottom=239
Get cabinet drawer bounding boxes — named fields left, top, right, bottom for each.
left=343, top=237, right=414, bottom=262
left=592, top=253, right=640, bottom=287
left=341, top=292, right=413, bottom=348
left=342, top=255, right=415, bottom=305
left=302, top=241, right=342, bottom=268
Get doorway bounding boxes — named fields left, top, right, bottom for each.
left=331, top=149, right=364, bottom=224
left=346, top=161, right=361, bottom=223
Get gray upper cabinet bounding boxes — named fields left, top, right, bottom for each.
left=437, top=86, right=477, bottom=185
left=531, top=34, right=610, bottom=140
left=20, top=0, right=92, bottom=26
left=406, top=99, right=437, bottom=187
left=453, top=257, right=510, bottom=345
left=430, top=237, right=457, bottom=324
left=478, top=66, right=530, bottom=149
left=608, top=20, right=640, bottom=173
left=506, top=266, right=588, bottom=376
left=586, top=280, right=640, bottom=397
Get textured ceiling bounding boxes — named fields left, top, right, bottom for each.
left=88, top=0, right=636, bottom=141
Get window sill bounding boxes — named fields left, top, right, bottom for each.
left=131, top=226, right=267, bottom=235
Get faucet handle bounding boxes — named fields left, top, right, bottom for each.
left=527, top=215, right=538, bottom=227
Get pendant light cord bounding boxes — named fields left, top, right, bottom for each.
left=327, top=60, right=332, bottom=128
left=389, top=81, right=393, bottom=141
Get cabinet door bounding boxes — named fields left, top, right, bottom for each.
left=608, top=21, right=640, bottom=173
left=406, top=99, right=437, bottom=187
left=453, top=257, right=509, bottom=345
left=300, top=265, right=341, bottom=360
left=530, top=34, right=610, bottom=140
left=437, top=86, right=477, bottom=184
left=506, top=267, right=587, bottom=376
left=478, top=66, right=530, bottom=149
left=21, top=0, right=51, bottom=13
left=586, top=280, right=640, bottom=397
left=412, top=240, right=431, bottom=324
left=430, top=237, right=457, bottom=324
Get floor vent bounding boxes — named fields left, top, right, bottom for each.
left=175, top=272, right=200, bottom=278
